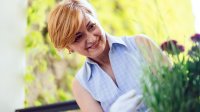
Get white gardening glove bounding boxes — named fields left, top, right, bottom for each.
left=110, top=90, right=143, bottom=112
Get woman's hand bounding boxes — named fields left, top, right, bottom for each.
left=110, top=90, right=143, bottom=112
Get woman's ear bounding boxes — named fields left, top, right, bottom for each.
left=66, top=46, right=74, bottom=54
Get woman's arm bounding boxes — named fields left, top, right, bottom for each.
left=72, top=79, right=104, bottom=112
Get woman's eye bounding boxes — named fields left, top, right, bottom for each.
left=88, top=23, right=96, bottom=31
left=74, top=35, right=82, bottom=42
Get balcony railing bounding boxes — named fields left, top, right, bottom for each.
left=15, top=100, right=79, bottom=112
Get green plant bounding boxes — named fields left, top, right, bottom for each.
left=142, top=33, right=200, bottom=112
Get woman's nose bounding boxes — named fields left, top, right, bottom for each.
left=86, top=34, right=96, bottom=44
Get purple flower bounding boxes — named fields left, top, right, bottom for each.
left=178, top=45, right=185, bottom=52
left=161, top=40, right=177, bottom=50
left=191, top=33, right=200, bottom=43
left=160, top=40, right=184, bottom=55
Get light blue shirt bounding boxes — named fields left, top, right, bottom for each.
left=75, top=35, right=147, bottom=112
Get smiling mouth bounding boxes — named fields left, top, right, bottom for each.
left=87, top=39, right=100, bottom=50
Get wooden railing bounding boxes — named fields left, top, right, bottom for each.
left=15, top=100, right=79, bottom=112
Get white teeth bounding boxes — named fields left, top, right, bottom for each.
left=87, top=43, right=95, bottom=49
left=87, top=44, right=94, bottom=50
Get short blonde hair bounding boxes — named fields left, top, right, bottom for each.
left=48, top=0, right=96, bottom=49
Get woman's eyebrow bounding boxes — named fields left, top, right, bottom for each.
left=75, top=32, right=82, bottom=36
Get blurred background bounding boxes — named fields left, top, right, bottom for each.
left=0, top=0, right=199, bottom=111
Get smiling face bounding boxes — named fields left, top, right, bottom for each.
left=68, top=14, right=108, bottom=59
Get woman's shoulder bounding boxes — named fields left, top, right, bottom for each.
left=75, top=62, right=92, bottom=81
left=124, top=34, right=154, bottom=44
left=120, top=34, right=152, bottom=50
left=109, top=34, right=152, bottom=49
left=73, top=62, right=93, bottom=93
left=123, top=34, right=159, bottom=51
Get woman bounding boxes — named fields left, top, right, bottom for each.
left=48, top=0, right=169, bottom=112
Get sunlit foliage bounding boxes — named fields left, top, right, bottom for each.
left=25, top=0, right=194, bottom=107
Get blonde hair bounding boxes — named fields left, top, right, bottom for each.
left=48, top=0, right=96, bottom=49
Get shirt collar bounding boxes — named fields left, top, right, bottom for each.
left=85, top=34, right=128, bottom=80
left=107, top=34, right=128, bottom=48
